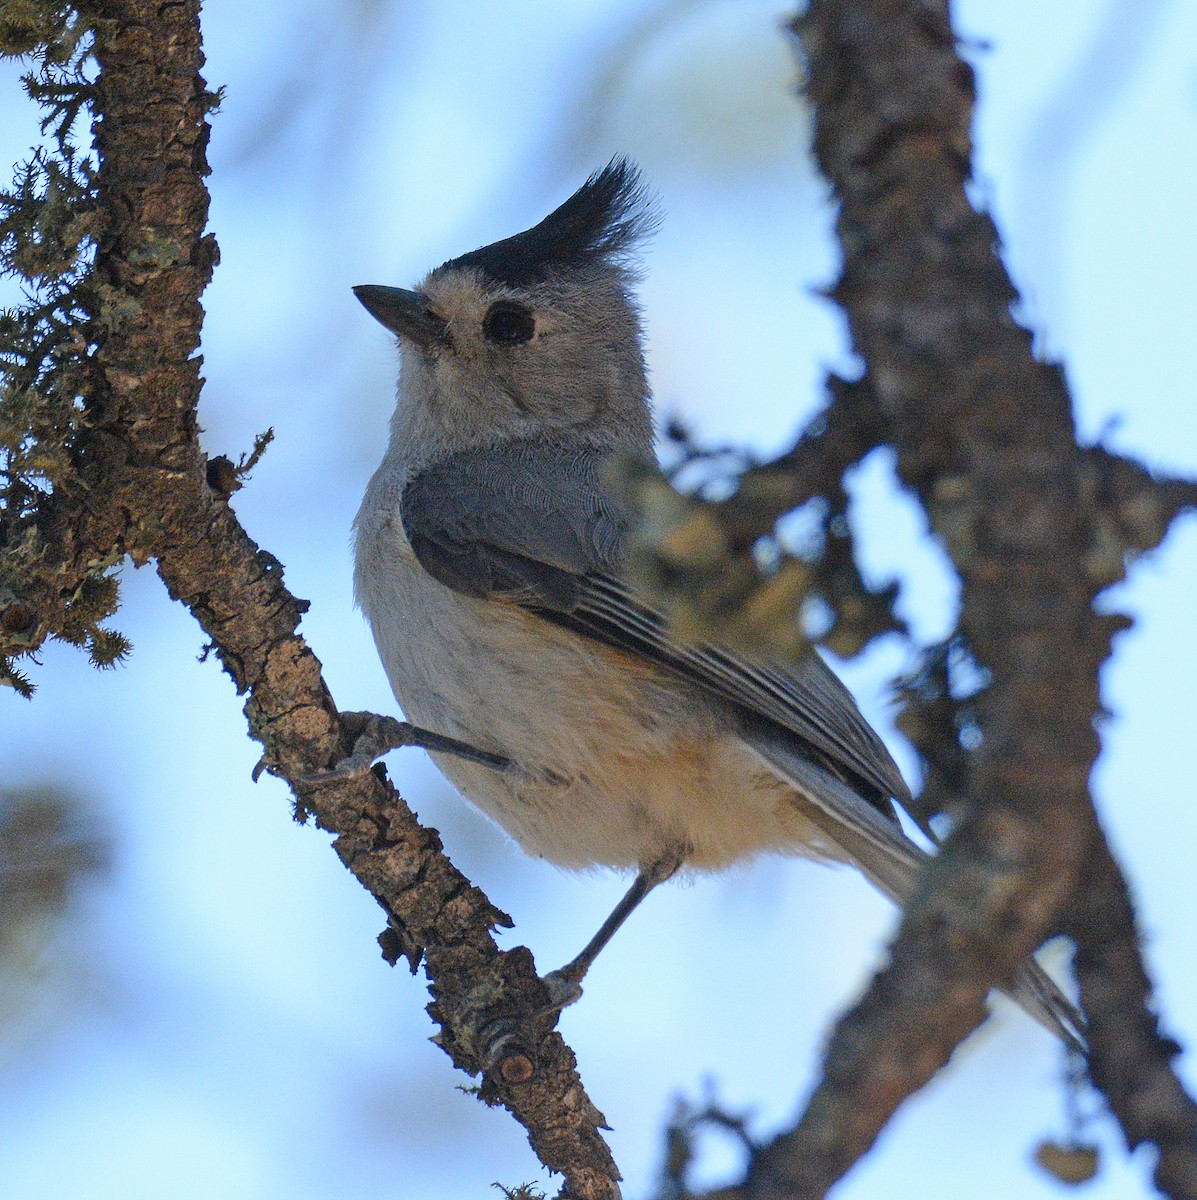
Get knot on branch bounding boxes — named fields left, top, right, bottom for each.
left=426, top=944, right=548, bottom=1075
left=205, top=427, right=274, bottom=500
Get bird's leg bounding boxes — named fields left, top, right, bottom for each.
left=540, top=845, right=687, bottom=1012
left=300, top=711, right=510, bottom=785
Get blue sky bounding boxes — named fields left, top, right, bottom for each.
left=2, top=2, right=1195, bottom=1197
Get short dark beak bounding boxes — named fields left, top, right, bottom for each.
left=353, top=284, right=450, bottom=350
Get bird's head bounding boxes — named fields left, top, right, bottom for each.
left=355, top=158, right=657, bottom=457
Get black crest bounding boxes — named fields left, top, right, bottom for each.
left=441, top=158, right=656, bottom=287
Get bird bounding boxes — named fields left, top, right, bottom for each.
left=349, top=158, right=1082, bottom=1046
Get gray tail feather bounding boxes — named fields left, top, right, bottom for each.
left=1010, top=959, right=1087, bottom=1053
left=748, top=733, right=1087, bottom=1053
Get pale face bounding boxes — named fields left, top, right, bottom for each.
left=388, top=263, right=653, bottom=451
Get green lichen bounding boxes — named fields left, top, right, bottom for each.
left=0, top=2, right=84, bottom=65
left=0, top=3, right=125, bottom=694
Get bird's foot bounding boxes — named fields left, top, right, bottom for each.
left=537, top=965, right=585, bottom=1014
left=301, top=711, right=509, bottom=787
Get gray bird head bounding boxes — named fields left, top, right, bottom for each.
left=355, top=159, right=658, bottom=460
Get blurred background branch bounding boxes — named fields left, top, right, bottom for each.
left=0, top=785, right=110, bottom=1037
left=624, top=0, right=1197, bottom=1195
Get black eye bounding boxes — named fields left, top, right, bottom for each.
left=483, top=301, right=535, bottom=345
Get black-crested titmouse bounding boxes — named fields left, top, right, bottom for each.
left=350, top=159, right=1081, bottom=1045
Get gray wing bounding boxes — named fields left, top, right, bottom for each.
left=402, top=443, right=909, bottom=819
left=402, top=443, right=627, bottom=610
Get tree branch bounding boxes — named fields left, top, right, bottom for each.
left=670, top=2, right=1197, bottom=1195
left=4, top=3, right=622, bottom=1195
left=1067, top=834, right=1197, bottom=1196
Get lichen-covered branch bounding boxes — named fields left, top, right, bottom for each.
left=1, top=4, right=618, bottom=1196
left=0, top=10, right=116, bottom=693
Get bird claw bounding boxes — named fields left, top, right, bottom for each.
left=537, top=967, right=584, bottom=1015
left=300, top=712, right=406, bottom=787
left=300, top=712, right=511, bottom=789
